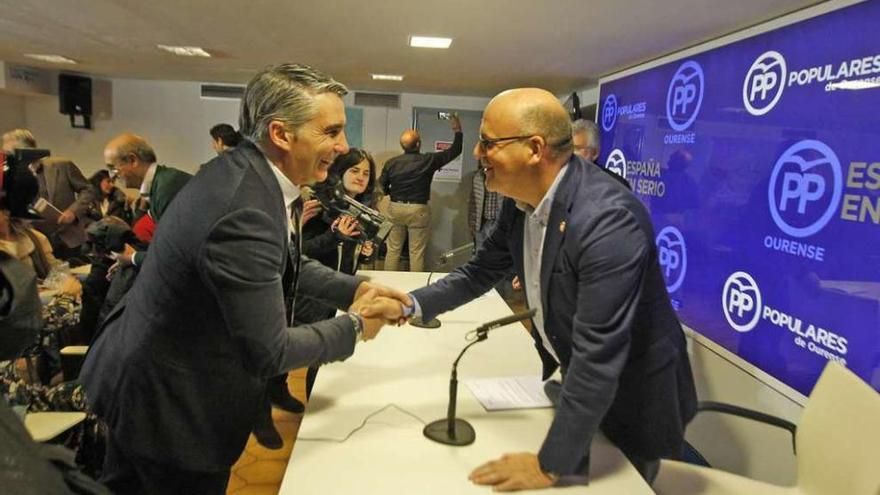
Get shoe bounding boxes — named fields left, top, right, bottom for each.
left=268, top=387, right=305, bottom=414
left=252, top=410, right=283, bottom=450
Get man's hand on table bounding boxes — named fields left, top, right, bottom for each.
left=469, top=452, right=557, bottom=492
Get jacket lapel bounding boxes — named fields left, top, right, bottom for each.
left=239, top=141, right=289, bottom=271
left=539, top=158, right=580, bottom=312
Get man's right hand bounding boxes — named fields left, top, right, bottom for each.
left=349, top=289, right=400, bottom=341
left=450, top=114, right=462, bottom=133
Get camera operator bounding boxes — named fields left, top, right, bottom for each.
left=293, top=148, right=379, bottom=404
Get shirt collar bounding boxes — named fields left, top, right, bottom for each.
left=265, top=156, right=301, bottom=212
left=139, top=163, right=158, bottom=197
left=516, top=164, right=568, bottom=226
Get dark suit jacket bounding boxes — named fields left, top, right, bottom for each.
left=129, top=165, right=192, bottom=266
left=33, top=158, right=94, bottom=248
left=36, top=158, right=93, bottom=217
left=81, top=141, right=363, bottom=470
left=147, top=164, right=192, bottom=222
left=412, top=155, right=697, bottom=477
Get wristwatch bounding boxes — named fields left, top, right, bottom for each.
left=347, top=312, right=364, bottom=342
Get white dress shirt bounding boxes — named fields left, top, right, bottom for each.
left=517, top=165, right=568, bottom=364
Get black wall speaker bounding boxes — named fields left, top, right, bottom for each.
left=58, top=74, right=92, bottom=128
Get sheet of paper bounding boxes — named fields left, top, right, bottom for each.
left=464, top=375, right=553, bottom=411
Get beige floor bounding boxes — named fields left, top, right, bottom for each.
left=226, top=369, right=307, bottom=495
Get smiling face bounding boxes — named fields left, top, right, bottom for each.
left=473, top=102, right=535, bottom=201
left=342, top=159, right=371, bottom=196
left=272, top=92, right=349, bottom=186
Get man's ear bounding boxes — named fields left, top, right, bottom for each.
left=526, top=135, right=547, bottom=166
left=268, top=121, right=293, bottom=151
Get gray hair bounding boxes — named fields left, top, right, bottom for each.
left=2, top=128, right=37, bottom=148
left=239, top=63, right=348, bottom=144
left=572, top=119, right=600, bottom=151
left=520, top=106, right=573, bottom=158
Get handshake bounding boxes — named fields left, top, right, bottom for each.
left=348, top=281, right=414, bottom=341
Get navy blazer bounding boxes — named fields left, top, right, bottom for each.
left=412, top=155, right=697, bottom=476
left=81, top=141, right=363, bottom=470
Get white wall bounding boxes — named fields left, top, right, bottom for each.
left=21, top=78, right=489, bottom=178
left=23, top=79, right=240, bottom=175
left=0, top=92, right=26, bottom=135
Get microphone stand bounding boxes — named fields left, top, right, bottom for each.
left=410, top=243, right=475, bottom=329
left=409, top=271, right=441, bottom=328
left=423, top=309, right=537, bottom=446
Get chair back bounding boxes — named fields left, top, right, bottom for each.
left=796, top=362, right=880, bottom=495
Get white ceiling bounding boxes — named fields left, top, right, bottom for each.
left=0, top=0, right=822, bottom=97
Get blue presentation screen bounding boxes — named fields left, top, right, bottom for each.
left=597, top=1, right=879, bottom=395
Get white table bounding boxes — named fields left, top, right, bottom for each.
left=280, top=271, right=653, bottom=494
left=25, top=411, right=86, bottom=442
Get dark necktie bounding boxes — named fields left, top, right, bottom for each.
left=283, top=198, right=304, bottom=324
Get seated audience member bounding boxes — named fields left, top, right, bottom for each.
left=209, top=123, right=243, bottom=154
left=2, top=129, right=94, bottom=261
left=86, top=170, right=130, bottom=223
left=0, top=163, right=81, bottom=379
left=0, top=164, right=103, bottom=480
left=0, top=249, right=109, bottom=493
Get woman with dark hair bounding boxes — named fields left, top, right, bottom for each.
left=295, top=148, right=379, bottom=396
left=87, top=170, right=130, bottom=223
left=300, top=147, right=377, bottom=275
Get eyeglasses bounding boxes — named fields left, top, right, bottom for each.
left=477, top=134, right=572, bottom=153
left=476, top=134, right=534, bottom=152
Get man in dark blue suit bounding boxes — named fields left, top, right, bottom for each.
left=373, top=88, right=696, bottom=490
left=80, top=64, right=410, bottom=494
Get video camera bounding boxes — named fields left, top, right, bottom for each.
left=1, top=148, right=50, bottom=219
left=311, top=176, right=393, bottom=245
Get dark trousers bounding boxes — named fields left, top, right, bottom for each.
left=101, top=432, right=230, bottom=495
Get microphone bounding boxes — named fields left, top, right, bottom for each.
left=438, top=242, right=475, bottom=265
left=423, top=308, right=537, bottom=446
left=475, top=308, right=537, bottom=335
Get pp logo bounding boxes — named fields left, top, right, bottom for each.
left=768, top=140, right=843, bottom=238
left=601, top=94, right=618, bottom=131
left=666, top=60, right=705, bottom=131
left=743, top=51, right=787, bottom=116
left=722, top=271, right=762, bottom=333
left=656, top=226, right=687, bottom=293
left=605, top=149, right=627, bottom=178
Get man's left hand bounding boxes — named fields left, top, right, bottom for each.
left=57, top=210, right=76, bottom=225
left=469, top=453, right=557, bottom=492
